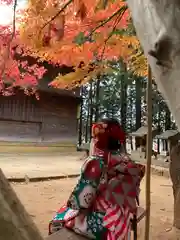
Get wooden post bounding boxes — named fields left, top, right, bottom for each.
left=0, top=169, right=44, bottom=240
left=144, top=65, right=152, bottom=240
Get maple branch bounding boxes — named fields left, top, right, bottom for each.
left=89, top=5, right=128, bottom=36
left=99, top=7, right=127, bottom=60
left=40, top=0, right=73, bottom=31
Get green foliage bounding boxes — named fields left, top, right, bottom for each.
left=74, top=32, right=88, bottom=45
left=79, top=60, right=176, bottom=142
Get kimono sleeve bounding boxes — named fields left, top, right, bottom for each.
left=67, top=156, right=104, bottom=210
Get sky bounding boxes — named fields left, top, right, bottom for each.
left=0, top=0, right=26, bottom=25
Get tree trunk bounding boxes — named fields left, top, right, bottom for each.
left=127, top=2, right=180, bottom=232
left=0, top=169, right=43, bottom=240
left=157, top=109, right=161, bottom=153
left=129, top=86, right=133, bottom=131
left=89, top=81, right=94, bottom=139
left=170, top=144, right=180, bottom=229
left=85, top=104, right=89, bottom=143
left=120, top=61, right=127, bottom=132
left=77, top=98, right=83, bottom=146
left=165, top=105, right=171, bottom=130
left=127, top=0, right=180, bottom=130
left=135, top=77, right=142, bottom=130
left=94, top=76, right=100, bottom=122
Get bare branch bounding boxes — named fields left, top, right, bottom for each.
left=99, top=6, right=127, bottom=60
left=88, top=5, right=128, bottom=37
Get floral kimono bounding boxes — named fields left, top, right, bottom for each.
left=49, top=152, right=145, bottom=240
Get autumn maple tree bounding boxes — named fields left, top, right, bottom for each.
left=0, top=0, right=48, bottom=95
left=0, top=0, right=146, bottom=91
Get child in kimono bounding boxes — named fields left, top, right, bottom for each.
left=49, top=118, right=145, bottom=240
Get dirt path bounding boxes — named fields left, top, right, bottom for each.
left=0, top=153, right=83, bottom=179
left=12, top=175, right=174, bottom=239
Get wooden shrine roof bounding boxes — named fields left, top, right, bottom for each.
left=156, top=130, right=180, bottom=140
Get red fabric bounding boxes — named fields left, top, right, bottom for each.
left=105, top=205, right=131, bottom=240
left=83, top=158, right=102, bottom=180
left=92, top=153, right=145, bottom=239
